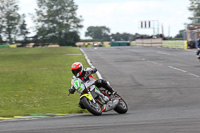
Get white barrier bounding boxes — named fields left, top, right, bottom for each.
left=136, top=38, right=162, bottom=47
left=132, top=39, right=187, bottom=49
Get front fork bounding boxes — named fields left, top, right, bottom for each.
left=87, top=91, right=96, bottom=103
left=80, top=87, right=97, bottom=104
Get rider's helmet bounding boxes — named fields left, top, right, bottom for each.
left=71, top=62, right=83, bottom=77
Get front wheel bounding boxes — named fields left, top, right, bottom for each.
left=81, top=97, right=102, bottom=116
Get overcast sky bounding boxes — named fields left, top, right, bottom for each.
left=18, top=0, right=192, bottom=38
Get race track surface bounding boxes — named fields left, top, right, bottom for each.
left=1, top=46, right=200, bottom=133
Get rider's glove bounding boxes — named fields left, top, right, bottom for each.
left=86, top=71, right=92, bottom=76
left=92, top=68, right=97, bottom=73
left=84, top=71, right=91, bottom=80
left=68, top=86, right=75, bottom=94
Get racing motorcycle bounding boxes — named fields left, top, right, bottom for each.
left=68, top=78, right=128, bottom=116
left=198, top=56, right=200, bottom=62
left=197, top=48, right=200, bottom=62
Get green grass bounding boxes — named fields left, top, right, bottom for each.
left=0, top=47, right=90, bottom=117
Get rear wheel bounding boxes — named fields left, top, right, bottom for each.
left=114, top=95, right=128, bottom=114
left=81, top=97, right=102, bottom=116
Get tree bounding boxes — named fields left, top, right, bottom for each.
left=188, top=0, right=200, bottom=18
left=0, top=35, right=3, bottom=43
left=0, top=0, right=21, bottom=43
left=85, top=26, right=111, bottom=41
left=35, top=0, right=83, bottom=46
left=19, top=14, right=30, bottom=42
left=174, top=30, right=184, bottom=39
left=111, top=32, right=135, bottom=41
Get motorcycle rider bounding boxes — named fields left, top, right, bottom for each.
left=68, top=62, right=118, bottom=112
left=196, top=37, right=200, bottom=60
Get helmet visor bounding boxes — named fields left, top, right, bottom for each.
left=72, top=67, right=82, bottom=76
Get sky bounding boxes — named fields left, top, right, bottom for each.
left=18, top=0, right=192, bottom=39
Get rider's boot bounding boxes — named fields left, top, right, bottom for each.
left=96, top=79, right=117, bottom=94
left=102, top=99, right=119, bottom=112
left=104, top=84, right=117, bottom=95
left=197, top=55, right=200, bottom=61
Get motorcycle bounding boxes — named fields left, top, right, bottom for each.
left=68, top=77, right=128, bottom=116
left=197, top=48, right=200, bottom=62
left=198, top=56, right=200, bottom=62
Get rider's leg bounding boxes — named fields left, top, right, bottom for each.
left=197, top=49, right=200, bottom=55
left=95, top=79, right=116, bottom=94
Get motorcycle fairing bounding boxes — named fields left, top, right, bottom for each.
left=80, top=94, right=93, bottom=101
left=73, top=78, right=85, bottom=93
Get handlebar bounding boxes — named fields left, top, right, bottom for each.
left=83, top=71, right=92, bottom=80
left=68, top=89, right=71, bottom=96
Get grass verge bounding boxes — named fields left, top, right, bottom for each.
left=0, top=47, right=90, bottom=117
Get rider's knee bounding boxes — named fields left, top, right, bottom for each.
left=95, top=79, right=108, bottom=86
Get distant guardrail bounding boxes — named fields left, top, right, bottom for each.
left=136, top=38, right=162, bottom=47
left=1, top=41, right=188, bottom=49
left=110, top=41, right=130, bottom=47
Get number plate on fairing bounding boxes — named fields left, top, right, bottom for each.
left=73, top=78, right=85, bottom=93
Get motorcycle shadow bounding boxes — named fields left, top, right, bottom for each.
left=80, top=111, right=128, bottom=117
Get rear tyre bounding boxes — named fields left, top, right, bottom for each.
left=81, top=97, right=102, bottom=116
left=114, top=97, right=128, bottom=114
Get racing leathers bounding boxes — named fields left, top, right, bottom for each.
left=196, top=38, right=200, bottom=58
left=69, top=67, right=115, bottom=94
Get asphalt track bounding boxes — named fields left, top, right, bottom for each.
left=1, top=46, right=200, bottom=133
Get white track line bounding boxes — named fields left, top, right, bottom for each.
left=81, top=48, right=199, bottom=79
left=147, top=60, right=200, bottom=78
left=80, top=48, right=103, bottom=79
left=168, top=66, right=187, bottom=73
left=157, top=52, right=171, bottom=56
left=188, top=73, right=200, bottom=78
left=148, top=61, right=163, bottom=66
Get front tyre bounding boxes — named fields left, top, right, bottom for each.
left=81, top=97, right=102, bottom=116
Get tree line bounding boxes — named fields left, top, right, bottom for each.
left=189, top=0, right=200, bottom=19
left=0, top=0, right=142, bottom=46
left=174, top=0, right=200, bottom=40
left=0, top=0, right=199, bottom=46
left=0, top=0, right=83, bottom=46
